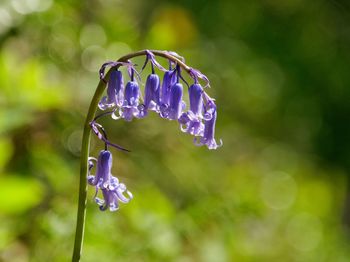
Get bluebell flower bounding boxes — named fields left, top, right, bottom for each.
left=161, top=82, right=184, bottom=120
left=179, top=83, right=205, bottom=136
left=143, top=74, right=160, bottom=112
left=160, top=70, right=176, bottom=106
left=99, top=70, right=124, bottom=110
left=94, top=50, right=222, bottom=151
left=87, top=150, right=111, bottom=188
left=113, top=81, right=142, bottom=121
left=194, top=106, right=223, bottom=150
left=89, top=50, right=223, bottom=216
left=189, top=83, right=204, bottom=116
left=88, top=150, right=133, bottom=211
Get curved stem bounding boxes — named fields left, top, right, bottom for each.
left=117, top=50, right=191, bottom=73
left=72, top=74, right=108, bottom=261
left=72, top=50, right=192, bottom=261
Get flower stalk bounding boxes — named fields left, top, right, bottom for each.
left=72, top=50, right=219, bottom=261
left=72, top=69, right=109, bottom=262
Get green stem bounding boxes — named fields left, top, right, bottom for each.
left=71, top=75, right=107, bottom=262
left=72, top=50, right=191, bottom=261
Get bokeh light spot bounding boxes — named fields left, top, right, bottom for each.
left=199, top=238, right=227, bottom=262
left=260, top=171, right=297, bottom=210
left=80, top=24, right=107, bottom=48
left=146, top=6, right=197, bottom=49
left=0, top=8, right=12, bottom=35
left=67, top=130, right=83, bottom=156
left=105, top=42, right=131, bottom=60
left=286, top=213, right=323, bottom=251
left=81, top=45, right=106, bottom=72
left=49, top=34, right=76, bottom=62
left=11, top=0, right=52, bottom=14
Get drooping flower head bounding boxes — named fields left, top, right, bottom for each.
left=88, top=150, right=133, bottom=211
left=194, top=102, right=222, bottom=150
left=143, top=74, right=160, bottom=112
left=95, top=50, right=221, bottom=150
left=98, top=70, right=124, bottom=110
left=178, top=83, right=206, bottom=136
left=124, top=81, right=140, bottom=107
left=113, top=81, right=141, bottom=121
left=189, top=83, right=204, bottom=116
left=160, top=69, right=177, bottom=106
left=159, top=65, right=187, bottom=121
left=168, top=82, right=184, bottom=120
left=87, top=150, right=112, bottom=188
left=89, top=50, right=222, bottom=212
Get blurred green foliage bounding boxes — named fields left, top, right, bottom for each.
left=1, top=0, right=350, bottom=261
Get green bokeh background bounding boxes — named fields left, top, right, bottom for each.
left=1, top=0, right=350, bottom=261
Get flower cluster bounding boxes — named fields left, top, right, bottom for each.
left=87, top=50, right=221, bottom=212
left=97, top=50, right=222, bottom=150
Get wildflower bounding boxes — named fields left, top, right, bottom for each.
left=88, top=150, right=132, bottom=211
left=143, top=74, right=160, bottom=112
left=189, top=83, right=204, bottom=116
left=113, top=81, right=141, bottom=121
left=179, top=83, right=205, bottom=136
left=160, top=70, right=176, bottom=106
left=94, top=51, right=222, bottom=150
left=73, top=51, right=223, bottom=262
left=167, top=83, right=185, bottom=120
left=194, top=109, right=223, bottom=150
left=99, top=70, right=124, bottom=110
left=87, top=150, right=111, bottom=188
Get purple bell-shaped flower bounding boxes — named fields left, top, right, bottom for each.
left=189, top=83, right=204, bottom=116
left=99, top=70, right=124, bottom=110
left=179, top=83, right=205, bottom=136
left=113, top=81, right=142, bottom=121
left=195, top=109, right=222, bottom=150
left=88, top=150, right=133, bottom=212
left=160, top=70, right=177, bottom=106
left=88, top=150, right=112, bottom=188
left=167, top=83, right=185, bottom=120
left=143, top=74, right=160, bottom=112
